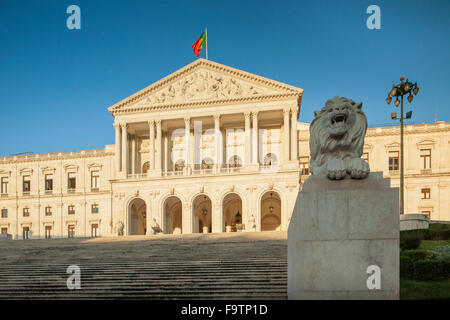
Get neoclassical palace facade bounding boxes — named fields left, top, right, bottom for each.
left=0, top=59, right=449, bottom=239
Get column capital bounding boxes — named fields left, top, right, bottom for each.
left=155, top=119, right=161, bottom=127
left=148, top=120, right=155, bottom=126
left=113, top=122, right=120, bottom=129
left=120, top=122, right=128, bottom=129
left=283, top=108, right=291, bottom=116
left=252, top=111, right=259, bottom=118
left=184, top=116, right=191, bottom=126
left=213, top=114, right=221, bottom=121
left=244, top=112, right=251, bottom=120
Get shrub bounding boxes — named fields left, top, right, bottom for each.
left=400, top=256, right=413, bottom=278
left=413, top=260, right=449, bottom=281
left=400, top=237, right=421, bottom=250
left=402, top=250, right=429, bottom=262
left=427, top=230, right=450, bottom=240
left=431, top=246, right=450, bottom=262
left=401, top=229, right=429, bottom=240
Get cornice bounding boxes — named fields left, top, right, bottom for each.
left=0, top=152, right=114, bottom=165
left=111, top=92, right=302, bottom=116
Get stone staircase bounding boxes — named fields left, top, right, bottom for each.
left=0, top=232, right=287, bottom=299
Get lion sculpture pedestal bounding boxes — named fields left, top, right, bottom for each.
left=288, top=97, right=399, bottom=300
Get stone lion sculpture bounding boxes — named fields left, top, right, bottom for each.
left=309, top=96, right=370, bottom=180
left=150, top=218, right=163, bottom=234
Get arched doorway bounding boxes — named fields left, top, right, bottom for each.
left=192, top=195, right=212, bottom=233
left=222, top=193, right=243, bottom=232
left=163, top=196, right=182, bottom=234
left=128, top=198, right=147, bottom=235
left=261, top=191, right=281, bottom=231
left=142, top=162, right=150, bottom=174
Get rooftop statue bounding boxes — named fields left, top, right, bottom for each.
left=309, top=96, right=370, bottom=180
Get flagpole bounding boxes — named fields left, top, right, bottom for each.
left=205, top=28, right=208, bottom=60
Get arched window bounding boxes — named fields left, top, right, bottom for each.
left=201, top=157, right=214, bottom=169
left=174, top=159, right=185, bottom=172
left=264, top=153, right=278, bottom=166
left=228, top=155, right=242, bottom=168
left=142, top=162, right=150, bottom=174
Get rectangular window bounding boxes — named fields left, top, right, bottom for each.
left=23, top=176, right=31, bottom=192
left=45, top=226, right=52, bottom=239
left=1, top=209, right=7, bottom=218
left=91, top=224, right=99, bottom=237
left=299, top=157, right=310, bottom=176
left=421, top=188, right=431, bottom=199
left=362, top=152, right=369, bottom=163
left=420, top=149, right=431, bottom=169
left=68, top=225, right=75, bottom=238
left=68, top=172, right=76, bottom=191
left=388, top=151, right=399, bottom=171
left=23, top=227, right=30, bottom=239
left=91, top=204, right=99, bottom=214
left=45, top=206, right=52, bottom=216
left=1, top=177, right=8, bottom=194
left=68, top=205, right=75, bottom=215
left=1, top=227, right=7, bottom=234
left=45, top=174, right=53, bottom=191
left=91, top=171, right=99, bottom=190
left=23, top=207, right=30, bottom=217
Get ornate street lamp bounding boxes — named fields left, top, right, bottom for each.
left=386, top=76, right=419, bottom=215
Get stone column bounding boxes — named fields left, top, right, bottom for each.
left=252, top=111, right=259, bottom=164
left=131, top=136, right=136, bottom=174
left=114, top=123, right=121, bottom=173
left=211, top=201, right=222, bottom=233
left=121, top=123, right=128, bottom=174
left=164, top=133, right=169, bottom=173
left=291, top=108, right=298, bottom=161
left=156, top=120, right=162, bottom=171
left=148, top=120, right=155, bottom=171
left=283, top=109, right=290, bottom=162
left=214, top=114, right=221, bottom=170
left=184, top=117, right=190, bottom=173
left=244, top=112, right=251, bottom=165
left=182, top=203, right=193, bottom=234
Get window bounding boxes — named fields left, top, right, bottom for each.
left=362, top=152, right=369, bottom=163
left=201, top=158, right=214, bottom=169
left=45, top=226, right=52, bottom=239
left=300, top=157, right=310, bottom=175
left=91, top=204, right=99, bottom=214
left=68, top=225, right=75, bottom=238
left=174, top=159, right=185, bottom=172
left=1, top=177, right=8, bottom=194
left=91, top=224, right=99, bottom=237
left=91, top=171, right=99, bottom=190
left=45, top=174, right=53, bottom=191
left=1, top=209, right=7, bottom=218
left=23, top=176, right=31, bottom=192
left=1, top=228, right=7, bottom=234
left=228, top=155, right=242, bottom=168
left=263, top=153, right=278, bottom=166
left=421, top=188, right=431, bottom=199
left=68, top=205, right=75, bottom=215
left=45, top=206, right=52, bottom=216
left=421, top=211, right=431, bottom=218
left=68, top=172, right=76, bottom=190
left=23, top=207, right=30, bottom=217
left=420, top=149, right=431, bottom=169
left=23, top=227, right=30, bottom=239
left=388, top=151, right=399, bottom=171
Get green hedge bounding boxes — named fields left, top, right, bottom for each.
left=400, top=228, right=450, bottom=241
left=402, top=250, right=429, bottom=262
left=400, top=237, right=421, bottom=250
left=400, top=256, right=413, bottom=278
left=412, top=260, right=450, bottom=281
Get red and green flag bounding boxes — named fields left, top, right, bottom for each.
left=192, top=30, right=207, bottom=57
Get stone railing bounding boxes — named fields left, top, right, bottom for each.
left=0, top=148, right=107, bottom=162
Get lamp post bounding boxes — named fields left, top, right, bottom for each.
left=386, top=76, right=419, bottom=215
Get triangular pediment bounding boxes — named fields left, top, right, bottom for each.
left=108, top=59, right=302, bottom=115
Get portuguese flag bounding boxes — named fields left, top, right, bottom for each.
left=192, top=30, right=207, bottom=57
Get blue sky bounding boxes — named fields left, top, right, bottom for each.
left=0, top=0, right=449, bottom=156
